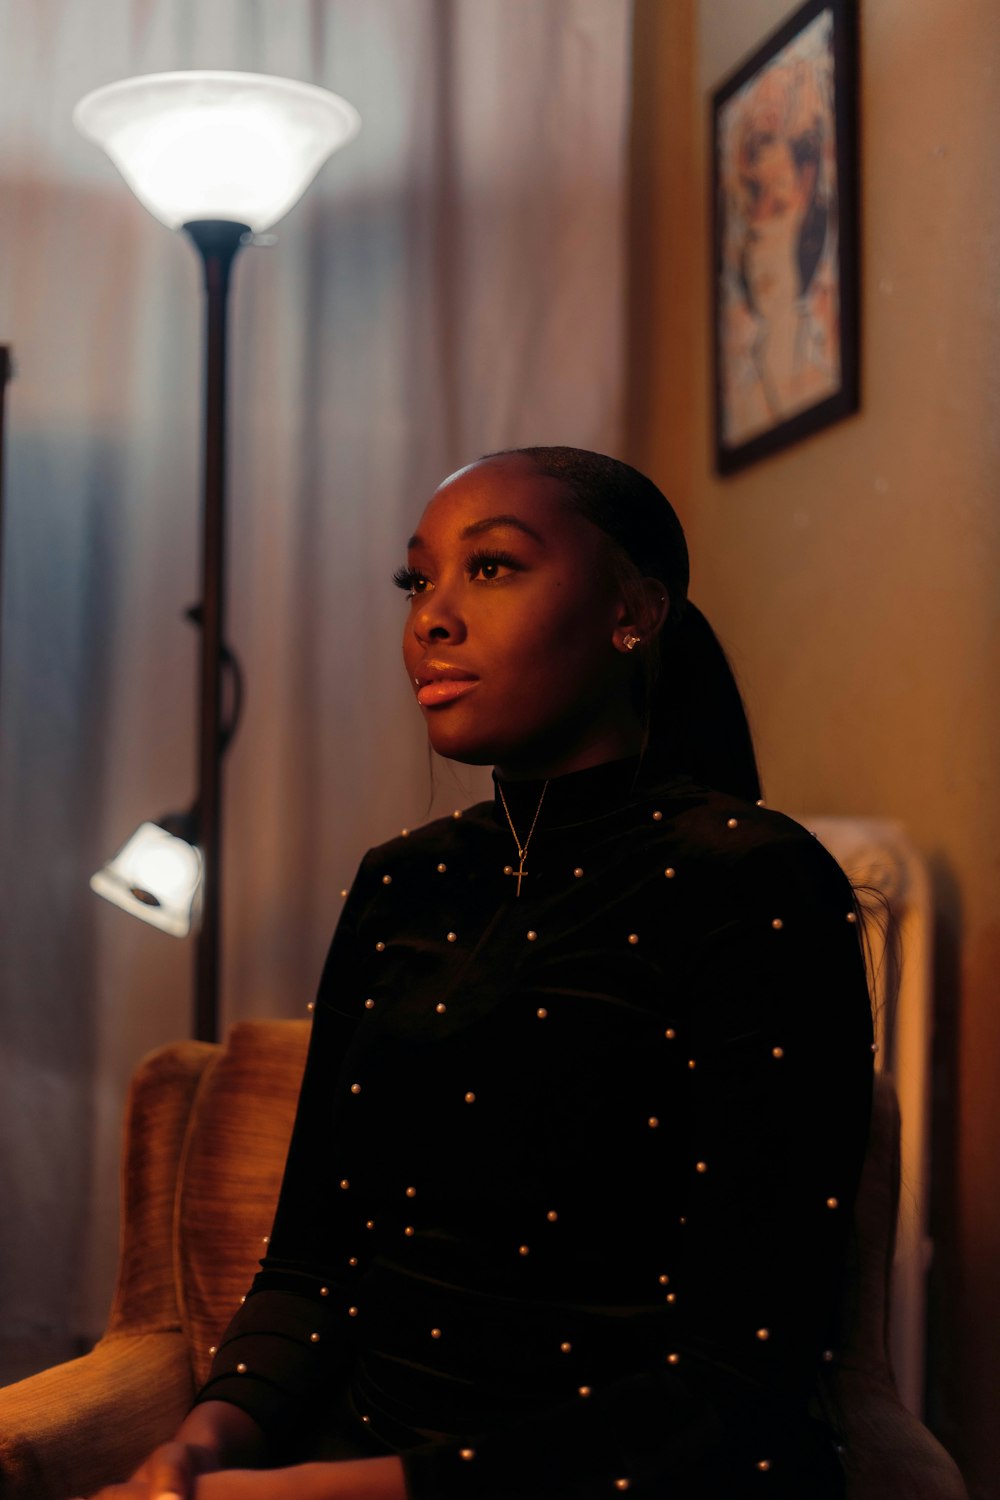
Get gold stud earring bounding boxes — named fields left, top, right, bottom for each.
left=623, top=634, right=641, bottom=652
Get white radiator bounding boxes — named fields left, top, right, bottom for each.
left=800, top=815, right=934, bottom=1418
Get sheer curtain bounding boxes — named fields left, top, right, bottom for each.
left=0, top=0, right=631, bottom=1369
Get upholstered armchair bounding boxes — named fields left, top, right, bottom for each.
left=0, top=1017, right=967, bottom=1500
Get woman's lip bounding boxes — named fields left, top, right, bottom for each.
left=417, top=678, right=479, bottom=707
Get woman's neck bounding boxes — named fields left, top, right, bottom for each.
left=494, top=719, right=644, bottom=783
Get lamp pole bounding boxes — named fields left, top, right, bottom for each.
left=75, top=73, right=360, bottom=1029
left=185, top=220, right=248, bottom=1044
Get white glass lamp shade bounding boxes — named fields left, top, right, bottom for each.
left=73, top=71, right=360, bottom=231
left=91, top=821, right=203, bottom=937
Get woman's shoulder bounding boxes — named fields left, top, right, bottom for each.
left=643, top=774, right=854, bottom=909
left=356, top=798, right=497, bottom=876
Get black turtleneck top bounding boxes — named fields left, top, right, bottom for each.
left=195, top=757, right=873, bottom=1499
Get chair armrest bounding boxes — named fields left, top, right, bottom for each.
left=836, top=1368, right=969, bottom=1500
left=109, top=1039, right=220, bottom=1335
left=0, top=1331, right=195, bottom=1500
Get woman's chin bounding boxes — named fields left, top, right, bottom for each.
left=423, top=721, right=502, bottom=768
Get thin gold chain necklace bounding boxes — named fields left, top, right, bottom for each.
left=496, top=779, right=549, bottom=898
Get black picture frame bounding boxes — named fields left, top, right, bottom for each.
left=711, top=0, right=859, bottom=475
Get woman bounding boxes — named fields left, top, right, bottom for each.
left=83, top=448, right=873, bottom=1500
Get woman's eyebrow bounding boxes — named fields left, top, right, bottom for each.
left=459, top=514, right=546, bottom=544
left=407, top=515, right=547, bottom=551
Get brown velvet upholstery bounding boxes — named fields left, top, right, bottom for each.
left=0, top=1039, right=215, bottom=1500
left=176, top=1021, right=311, bottom=1390
left=0, top=1021, right=968, bottom=1500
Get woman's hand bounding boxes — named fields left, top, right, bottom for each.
left=69, top=1437, right=220, bottom=1500
left=195, top=1459, right=408, bottom=1500
left=136, top=1438, right=223, bottom=1496
left=72, top=1454, right=407, bottom=1500
left=70, top=1400, right=268, bottom=1499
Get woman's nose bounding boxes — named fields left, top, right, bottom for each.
left=412, top=588, right=466, bottom=646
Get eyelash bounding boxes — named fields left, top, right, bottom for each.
left=392, top=549, right=523, bottom=598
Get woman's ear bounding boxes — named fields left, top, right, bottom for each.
left=613, top=580, right=670, bottom=654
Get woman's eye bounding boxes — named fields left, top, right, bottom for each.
left=467, top=550, right=520, bottom=583
left=392, top=565, right=431, bottom=598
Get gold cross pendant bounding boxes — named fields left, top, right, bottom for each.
left=503, top=855, right=529, bottom=897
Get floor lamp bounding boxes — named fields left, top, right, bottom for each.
left=76, top=72, right=360, bottom=1041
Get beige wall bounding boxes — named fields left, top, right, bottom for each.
left=629, top=0, right=1000, bottom=1492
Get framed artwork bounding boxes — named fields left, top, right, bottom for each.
left=711, top=0, right=859, bottom=474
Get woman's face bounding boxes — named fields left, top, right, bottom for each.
left=399, top=455, right=640, bottom=778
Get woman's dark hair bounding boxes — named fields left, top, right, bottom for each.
left=485, top=446, right=762, bottom=803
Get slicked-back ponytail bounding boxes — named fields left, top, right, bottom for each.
left=485, top=446, right=762, bottom=803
